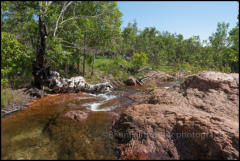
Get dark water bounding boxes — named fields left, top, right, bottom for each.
left=1, top=80, right=181, bottom=160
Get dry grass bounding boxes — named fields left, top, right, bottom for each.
left=1, top=88, right=14, bottom=107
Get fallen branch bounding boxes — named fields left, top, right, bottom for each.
left=136, top=72, right=158, bottom=85
left=46, top=71, right=113, bottom=93
left=1, top=109, right=21, bottom=117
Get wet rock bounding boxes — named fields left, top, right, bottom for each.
left=113, top=71, right=239, bottom=160
left=63, top=110, right=88, bottom=122
left=124, top=76, right=136, bottom=86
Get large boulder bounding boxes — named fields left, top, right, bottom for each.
left=113, top=71, right=239, bottom=160
left=180, top=71, right=239, bottom=92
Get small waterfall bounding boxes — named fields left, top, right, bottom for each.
left=82, top=92, right=117, bottom=111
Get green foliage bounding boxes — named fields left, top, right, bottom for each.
left=1, top=67, right=11, bottom=87
left=1, top=32, right=31, bottom=87
left=1, top=1, right=9, bottom=13
left=131, top=52, right=148, bottom=70
left=113, top=55, right=130, bottom=67
left=92, top=56, right=130, bottom=81
left=86, top=55, right=94, bottom=65
left=94, top=56, right=115, bottom=71
left=228, top=23, right=239, bottom=72
left=2, top=1, right=238, bottom=88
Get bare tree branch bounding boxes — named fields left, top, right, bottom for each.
left=61, top=39, right=94, bottom=52
left=53, top=1, right=73, bottom=37
left=59, top=10, right=110, bottom=25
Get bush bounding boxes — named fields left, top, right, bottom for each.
left=131, top=52, right=148, bottom=70
left=1, top=32, right=31, bottom=87
left=1, top=67, right=11, bottom=87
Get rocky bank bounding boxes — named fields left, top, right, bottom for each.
left=112, top=71, right=239, bottom=160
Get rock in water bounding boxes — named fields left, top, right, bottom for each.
left=124, top=76, right=136, bottom=86
left=63, top=110, right=88, bottom=122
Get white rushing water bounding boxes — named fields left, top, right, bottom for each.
left=86, top=92, right=116, bottom=100
left=82, top=92, right=117, bottom=111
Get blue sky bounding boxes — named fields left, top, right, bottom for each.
left=117, top=1, right=239, bottom=41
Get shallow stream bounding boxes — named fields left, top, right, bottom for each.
left=1, top=80, right=181, bottom=160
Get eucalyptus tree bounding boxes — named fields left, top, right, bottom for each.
left=54, top=1, right=122, bottom=77
left=209, top=22, right=230, bottom=71
left=1, top=1, right=39, bottom=58
left=145, top=27, right=159, bottom=64
left=175, top=34, right=184, bottom=64
left=30, top=1, right=116, bottom=91
left=227, top=18, right=239, bottom=72
left=29, top=1, right=122, bottom=78
left=161, top=32, right=177, bottom=66
left=121, top=21, right=138, bottom=58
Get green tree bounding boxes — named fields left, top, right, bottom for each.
left=209, top=22, right=230, bottom=71
left=131, top=52, right=148, bottom=70
left=227, top=19, right=239, bottom=72
left=1, top=32, right=31, bottom=86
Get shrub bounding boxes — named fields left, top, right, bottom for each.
left=1, top=32, right=31, bottom=87
left=131, top=52, right=148, bottom=70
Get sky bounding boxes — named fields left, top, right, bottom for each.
left=117, top=1, right=239, bottom=41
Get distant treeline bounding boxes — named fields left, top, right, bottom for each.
left=1, top=1, right=239, bottom=88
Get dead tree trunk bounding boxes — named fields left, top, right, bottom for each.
left=32, top=15, right=50, bottom=89
left=31, top=16, right=112, bottom=93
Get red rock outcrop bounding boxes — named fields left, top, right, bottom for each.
left=113, top=71, right=239, bottom=160
left=180, top=71, right=239, bottom=92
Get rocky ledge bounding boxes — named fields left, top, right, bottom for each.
left=112, top=71, right=239, bottom=160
